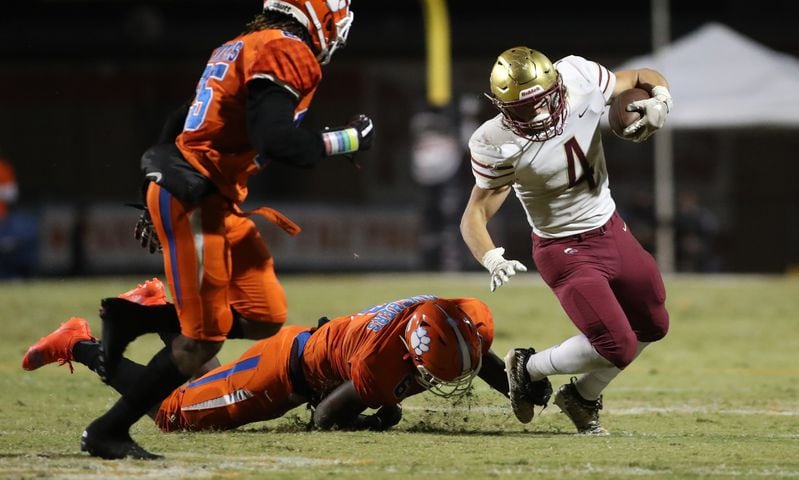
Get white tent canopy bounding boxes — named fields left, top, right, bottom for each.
left=616, top=22, right=799, bottom=128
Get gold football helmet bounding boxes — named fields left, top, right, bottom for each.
left=486, top=47, right=566, bottom=141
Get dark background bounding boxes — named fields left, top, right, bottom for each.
left=1, top=0, right=797, bottom=273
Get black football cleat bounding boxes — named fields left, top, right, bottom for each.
left=81, top=428, right=163, bottom=460
left=504, top=347, right=553, bottom=424
left=554, top=377, right=609, bottom=435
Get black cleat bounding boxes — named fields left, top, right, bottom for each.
left=554, top=377, right=609, bottom=435
left=80, top=428, right=163, bottom=460
left=98, top=298, right=146, bottom=381
left=504, top=347, right=553, bottom=423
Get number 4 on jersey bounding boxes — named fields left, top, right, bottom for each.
left=184, top=62, right=229, bottom=132
left=564, top=137, right=597, bottom=189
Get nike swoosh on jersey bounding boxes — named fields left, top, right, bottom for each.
left=146, top=172, right=163, bottom=183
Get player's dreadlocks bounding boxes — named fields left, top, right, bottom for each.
left=244, top=11, right=313, bottom=49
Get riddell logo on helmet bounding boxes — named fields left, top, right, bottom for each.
left=263, top=1, right=292, bottom=14
left=519, top=85, right=545, bottom=100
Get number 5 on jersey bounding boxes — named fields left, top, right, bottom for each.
left=184, top=63, right=229, bottom=132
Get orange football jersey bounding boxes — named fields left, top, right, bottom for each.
left=301, top=296, right=495, bottom=408
left=176, top=29, right=321, bottom=203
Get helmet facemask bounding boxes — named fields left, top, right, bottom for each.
left=412, top=352, right=482, bottom=398
left=487, top=76, right=566, bottom=141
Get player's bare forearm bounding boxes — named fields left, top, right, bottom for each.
left=612, top=69, right=669, bottom=98
left=460, top=185, right=511, bottom=262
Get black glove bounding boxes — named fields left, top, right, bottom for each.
left=133, top=207, right=161, bottom=254
left=375, top=404, right=402, bottom=430
left=350, top=405, right=402, bottom=431
left=352, top=413, right=383, bottom=431
left=347, top=114, right=374, bottom=151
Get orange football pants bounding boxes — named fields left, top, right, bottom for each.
left=146, top=183, right=287, bottom=341
left=155, top=325, right=308, bottom=431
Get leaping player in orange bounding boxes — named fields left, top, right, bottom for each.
left=23, top=280, right=517, bottom=437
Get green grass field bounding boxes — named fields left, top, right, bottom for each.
left=1, top=273, right=798, bottom=479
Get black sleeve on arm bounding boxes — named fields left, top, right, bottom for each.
left=246, top=79, right=326, bottom=168
left=478, top=349, right=510, bottom=398
left=312, top=381, right=369, bottom=430
left=158, top=101, right=191, bottom=144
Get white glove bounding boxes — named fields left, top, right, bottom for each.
left=623, top=86, right=673, bottom=143
left=481, top=247, right=527, bottom=292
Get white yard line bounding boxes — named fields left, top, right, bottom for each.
left=403, top=404, right=799, bottom=416
left=485, top=465, right=799, bottom=477
left=23, top=454, right=358, bottom=480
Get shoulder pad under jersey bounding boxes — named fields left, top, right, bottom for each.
left=557, top=55, right=615, bottom=102
left=468, top=118, right=523, bottom=189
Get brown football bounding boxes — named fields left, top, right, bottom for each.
left=608, top=87, right=650, bottom=138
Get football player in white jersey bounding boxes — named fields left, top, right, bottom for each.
left=460, top=47, right=673, bottom=435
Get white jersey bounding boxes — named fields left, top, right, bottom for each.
left=469, top=55, right=617, bottom=238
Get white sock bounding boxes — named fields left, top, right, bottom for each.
left=525, top=335, right=613, bottom=381
left=574, top=341, right=651, bottom=401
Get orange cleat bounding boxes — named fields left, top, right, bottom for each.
left=22, top=317, right=95, bottom=373
left=117, top=278, right=167, bottom=306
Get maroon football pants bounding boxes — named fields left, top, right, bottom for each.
left=532, top=211, right=669, bottom=369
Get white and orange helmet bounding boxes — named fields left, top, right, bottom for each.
left=263, top=0, right=354, bottom=65
left=402, top=300, right=483, bottom=398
